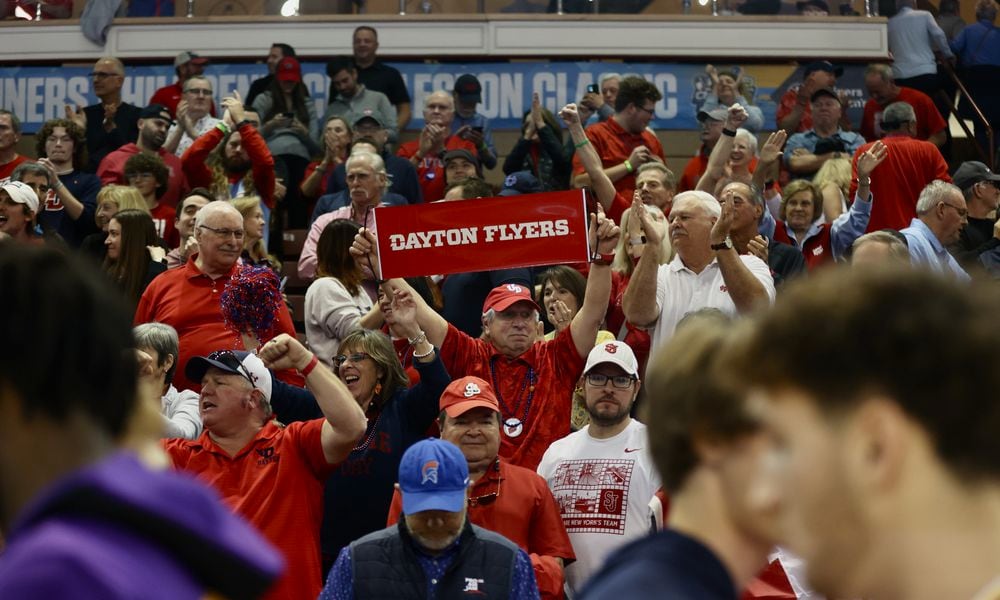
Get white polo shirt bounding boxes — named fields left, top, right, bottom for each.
left=650, top=253, right=775, bottom=352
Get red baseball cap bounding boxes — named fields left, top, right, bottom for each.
left=482, top=283, right=539, bottom=314
left=440, top=376, right=500, bottom=418
left=276, top=56, right=302, bottom=83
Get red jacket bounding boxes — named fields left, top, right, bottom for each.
left=181, top=123, right=276, bottom=209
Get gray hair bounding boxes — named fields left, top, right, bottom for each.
left=735, top=128, right=759, bottom=158
left=345, top=150, right=390, bottom=191
left=424, top=90, right=454, bottom=110
left=133, top=322, right=180, bottom=385
left=881, top=101, right=916, bottom=131
left=182, top=75, right=212, bottom=93
left=916, top=180, right=963, bottom=214
left=673, top=190, right=722, bottom=219
left=865, top=63, right=895, bottom=83
left=852, top=230, right=910, bottom=262
left=11, top=162, right=51, bottom=185
left=95, top=56, right=125, bottom=76
left=636, top=162, right=677, bottom=189
left=481, top=307, right=540, bottom=324
left=194, top=200, right=242, bottom=228
left=600, top=73, right=622, bottom=86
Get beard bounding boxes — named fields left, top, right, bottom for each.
left=223, top=154, right=251, bottom=174
left=586, top=395, right=632, bottom=427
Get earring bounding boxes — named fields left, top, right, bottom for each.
left=374, top=382, right=382, bottom=396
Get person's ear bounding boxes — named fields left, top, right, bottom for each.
left=844, top=396, right=907, bottom=494
left=162, top=353, right=175, bottom=374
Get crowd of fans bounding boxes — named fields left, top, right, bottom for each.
left=1, top=8, right=999, bottom=600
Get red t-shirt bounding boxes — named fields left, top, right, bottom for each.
left=571, top=118, right=665, bottom=201
left=97, top=143, right=189, bottom=208
left=439, top=324, right=585, bottom=470
left=860, top=86, right=947, bottom=143
left=396, top=135, right=477, bottom=203
left=150, top=201, right=178, bottom=248
left=775, top=86, right=814, bottom=133
left=164, top=419, right=334, bottom=600
left=387, top=458, right=575, bottom=600
left=133, top=255, right=303, bottom=391
left=150, top=81, right=218, bottom=119
left=0, top=155, right=29, bottom=181
left=181, top=124, right=276, bottom=209
left=850, top=134, right=950, bottom=232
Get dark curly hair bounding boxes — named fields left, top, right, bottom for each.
left=35, top=118, right=88, bottom=171
left=124, top=152, right=169, bottom=200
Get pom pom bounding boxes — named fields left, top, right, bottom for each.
left=220, top=264, right=283, bottom=343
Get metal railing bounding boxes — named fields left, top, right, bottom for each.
left=940, top=60, right=995, bottom=169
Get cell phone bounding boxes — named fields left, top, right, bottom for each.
left=587, top=84, right=600, bottom=94
left=472, top=126, right=484, bottom=133
left=280, top=112, right=294, bottom=119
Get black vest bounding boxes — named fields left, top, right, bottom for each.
left=351, top=519, right=519, bottom=599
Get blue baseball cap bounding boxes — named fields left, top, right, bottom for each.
left=498, top=171, right=543, bottom=196
left=399, top=439, right=469, bottom=515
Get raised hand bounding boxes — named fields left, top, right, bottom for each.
left=631, top=195, right=663, bottom=247
left=711, top=194, right=736, bottom=245
left=747, top=234, right=769, bottom=262
left=592, top=205, right=621, bottom=254
left=724, top=104, right=748, bottom=131
left=559, top=103, right=581, bottom=126
left=759, top=130, right=788, bottom=165
left=350, top=228, right=381, bottom=280
left=856, top=140, right=888, bottom=178
left=64, top=104, right=86, bottom=129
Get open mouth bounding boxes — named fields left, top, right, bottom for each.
left=201, top=400, right=217, bottom=411
left=343, top=374, right=360, bottom=384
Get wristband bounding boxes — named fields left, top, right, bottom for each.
left=722, top=128, right=737, bottom=137
left=856, top=177, right=871, bottom=186
left=235, top=119, right=253, bottom=129
left=591, top=251, right=615, bottom=266
left=52, top=179, right=64, bottom=190
left=575, top=139, right=591, bottom=149
left=407, top=331, right=427, bottom=346
left=624, top=159, right=634, bottom=173
left=412, top=345, right=435, bottom=360
left=300, top=354, right=319, bottom=377
left=215, top=121, right=231, bottom=135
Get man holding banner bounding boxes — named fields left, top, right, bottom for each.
left=352, top=195, right=620, bottom=470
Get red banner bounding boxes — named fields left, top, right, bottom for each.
left=373, top=190, right=591, bottom=279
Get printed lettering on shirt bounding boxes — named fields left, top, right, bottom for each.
left=463, top=577, right=485, bottom=593
left=549, top=458, right=635, bottom=535
left=153, top=217, right=166, bottom=239
left=43, top=190, right=62, bottom=211
left=255, top=446, right=279, bottom=466
left=812, top=246, right=824, bottom=256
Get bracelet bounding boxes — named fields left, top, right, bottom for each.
left=575, top=139, right=591, bottom=149
left=235, top=119, right=254, bottom=129
left=412, top=345, right=435, bottom=360
left=52, top=179, right=64, bottom=190
left=407, top=331, right=427, bottom=346
left=300, top=354, right=319, bottom=377
left=591, top=251, right=615, bottom=266
left=215, top=122, right=231, bottom=135
left=624, top=159, right=634, bottom=173
left=722, top=128, right=737, bottom=137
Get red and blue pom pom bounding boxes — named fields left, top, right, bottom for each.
left=221, top=264, right=283, bottom=343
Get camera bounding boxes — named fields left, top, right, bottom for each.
left=587, top=84, right=600, bottom=94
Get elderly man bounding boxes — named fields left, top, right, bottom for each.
left=397, top=91, right=477, bottom=202
left=721, top=181, right=806, bottom=286
left=32, top=118, right=101, bottom=247
left=164, top=75, right=219, bottom=157
left=861, top=63, right=947, bottom=147
left=98, top=103, right=189, bottom=208
left=133, top=322, right=202, bottom=440
left=349, top=26, right=412, bottom=130
left=0, top=180, right=39, bottom=244
left=580, top=73, right=621, bottom=123
left=65, top=57, right=143, bottom=172
left=299, top=150, right=390, bottom=280
left=851, top=101, right=950, bottom=232
left=537, top=341, right=661, bottom=595
left=352, top=213, right=620, bottom=470
left=0, top=245, right=282, bottom=599
left=321, top=115, right=421, bottom=204
left=323, top=438, right=539, bottom=599
left=387, top=376, right=575, bottom=600
left=322, top=56, right=398, bottom=144
left=900, top=180, right=970, bottom=279
left=0, top=109, right=27, bottom=180
left=134, top=201, right=300, bottom=390
left=166, top=334, right=366, bottom=600
left=784, top=87, right=866, bottom=178
left=571, top=76, right=665, bottom=201
left=851, top=230, right=912, bottom=265
left=776, top=60, right=848, bottom=133
left=623, top=188, right=775, bottom=352
left=948, top=160, right=1000, bottom=270
left=735, top=267, right=1000, bottom=600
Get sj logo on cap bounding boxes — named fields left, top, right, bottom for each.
left=463, top=382, right=482, bottom=397
left=421, top=460, right=439, bottom=485
left=604, top=343, right=618, bottom=354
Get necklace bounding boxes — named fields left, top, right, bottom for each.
left=489, top=356, right=536, bottom=438
left=353, top=407, right=383, bottom=452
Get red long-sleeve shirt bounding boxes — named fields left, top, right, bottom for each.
left=181, top=123, right=276, bottom=209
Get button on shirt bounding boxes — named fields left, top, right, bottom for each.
left=650, top=254, right=776, bottom=352
left=901, top=218, right=971, bottom=281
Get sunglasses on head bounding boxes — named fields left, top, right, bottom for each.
left=208, top=350, right=255, bottom=386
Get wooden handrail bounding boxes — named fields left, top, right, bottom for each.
left=940, top=60, right=994, bottom=169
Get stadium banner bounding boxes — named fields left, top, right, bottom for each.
left=373, top=189, right=590, bottom=279
left=0, top=61, right=869, bottom=134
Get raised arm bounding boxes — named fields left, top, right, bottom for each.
left=560, top=102, right=617, bottom=212
left=830, top=140, right=887, bottom=258
left=711, top=192, right=771, bottom=313
left=751, top=129, right=787, bottom=194
left=696, top=104, right=748, bottom=193
left=622, top=195, right=665, bottom=328
left=258, top=333, right=366, bottom=465
left=569, top=209, right=620, bottom=358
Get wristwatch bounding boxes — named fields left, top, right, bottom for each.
left=710, top=237, right=733, bottom=251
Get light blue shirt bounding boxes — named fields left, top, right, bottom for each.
left=901, top=217, right=971, bottom=280
left=783, top=128, right=866, bottom=170
left=760, top=192, right=873, bottom=261
left=888, top=7, right=954, bottom=78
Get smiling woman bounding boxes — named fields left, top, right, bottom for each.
left=102, top=209, right=167, bottom=313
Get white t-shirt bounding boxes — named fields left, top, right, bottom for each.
left=537, top=419, right=660, bottom=594
left=650, top=254, right=775, bottom=353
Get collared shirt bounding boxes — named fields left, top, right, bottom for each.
left=762, top=192, right=873, bottom=268
left=167, top=113, right=220, bottom=157
left=649, top=253, right=776, bottom=352
left=901, top=217, right=971, bottom=280
left=165, top=419, right=335, bottom=600
left=571, top=117, right=665, bottom=201
left=322, top=85, right=399, bottom=142
left=298, top=203, right=382, bottom=280
left=860, top=86, right=948, bottom=142
left=888, top=6, right=954, bottom=79
left=439, top=324, right=586, bottom=471
left=783, top=128, right=866, bottom=170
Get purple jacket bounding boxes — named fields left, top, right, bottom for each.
left=0, top=452, right=283, bottom=599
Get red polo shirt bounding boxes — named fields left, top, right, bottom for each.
left=133, top=255, right=302, bottom=391
left=164, top=419, right=334, bottom=600
left=860, top=86, right=947, bottom=143
left=387, top=458, right=576, bottom=600
left=438, top=324, right=585, bottom=470
left=571, top=118, right=664, bottom=201
left=396, top=135, right=477, bottom=203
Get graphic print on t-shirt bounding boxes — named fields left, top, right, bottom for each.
left=549, top=458, right=635, bottom=535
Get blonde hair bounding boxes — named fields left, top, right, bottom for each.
left=97, top=185, right=149, bottom=214
left=612, top=204, right=672, bottom=276
left=813, top=157, right=852, bottom=201
left=230, top=196, right=276, bottom=267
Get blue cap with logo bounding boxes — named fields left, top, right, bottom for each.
left=399, top=439, right=470, bottom=514
left=498, top=171, right=543, bottom=196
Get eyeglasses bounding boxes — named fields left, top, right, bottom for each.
left=585, top=373, right=637, bottom=388
left=334, top=351, right=372, bottom=368
left=939, top=201, right=968, bottom=218
left=90, top=71, right=120, bottom=79
left=635, top=104, right=656, bottom=116
left=468, top=474, right=501, bottom=507
left=198, top=224, right=245, bottom=240
left=207, top=350, right=256, bottom=387
left=125, top=171, right=154, bottom=180
left=185, top=88, right=213, bottom=96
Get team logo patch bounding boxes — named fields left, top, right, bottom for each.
left=504, top=174, right=517, bottom=188
left=604, top=343, right=618, bottom=354
left=505, top=283, right=523, bottom=294
left=464, top=382, right=481, bottom=397
left=463, top=577, right=486, bottom=594
left=421, top=460, right=439, bottom=485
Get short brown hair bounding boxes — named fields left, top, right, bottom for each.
left=614, top=76, right=663, bottom=113
left=780, top=179, right=822, bottom=223
left=737, top=267, right=1000, bottom=481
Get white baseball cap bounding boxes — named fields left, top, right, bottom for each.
left=584, top=341, right=639, bottom=377
left=0, top=180, right=39, bottom=214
